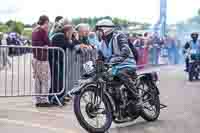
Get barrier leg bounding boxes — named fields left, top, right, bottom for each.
left=54, top=94, right=63, bottom=107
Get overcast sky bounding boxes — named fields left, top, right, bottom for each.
left=0, top=0, right=199, bottom=24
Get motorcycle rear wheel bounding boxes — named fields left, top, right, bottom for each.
left=189, top=72, right=193, bottom=81
left=139, top=82, right=160, bottom=121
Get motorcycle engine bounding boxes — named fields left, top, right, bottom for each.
left=107, top=84, right=140, bottom=119
left=126, top=100, right=140, bottom=117
left=124, top=89, right=140, bottom=118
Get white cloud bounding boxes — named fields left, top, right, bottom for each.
left=0, top=0, right=199, bottom=24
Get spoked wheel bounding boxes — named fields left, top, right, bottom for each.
left=188, top=63, right=195, bottom=81
left=194, top=66, right=199, bottom=80
left=138, top=81, right=160, bottom=121
left=189, top=72, right=193, bottom=81
left=195, top=73, right=199, bottom=80
left=74, top=86, right=112, bottom=133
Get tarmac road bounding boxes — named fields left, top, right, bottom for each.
left=0, top=64, right=200, bottom=133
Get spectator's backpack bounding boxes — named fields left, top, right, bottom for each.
left=8, top=32, right=19, bottom=45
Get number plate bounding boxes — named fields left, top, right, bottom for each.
left=83, top=61, right=94, bottom=73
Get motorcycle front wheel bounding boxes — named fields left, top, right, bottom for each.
left=74, top=86, right=113, bottom=133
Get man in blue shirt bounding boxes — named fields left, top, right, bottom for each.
left=95, top=19, right=141, bottom=108
left=184, top=32, right=200, bottom=71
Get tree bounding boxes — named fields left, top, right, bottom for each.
left=23, top=28, right=32, bottom=39
left=10, top=21, right=24, bottom=34
left=112, top=17, right=121, bottom=25
left=198, top=8, right=200, bottom=16
left=24, top=24, right=32, bottom=28
left=6, top=20, right=15, bottom=27
left=72, top=18, right=81, bottom=26
left=140, top=23, right=151, bottom=30
left=71, top=16, right=150, bottom=32
left=104, top=16, right=112, bottom=20
left=0, top=24, right=9, bottom=33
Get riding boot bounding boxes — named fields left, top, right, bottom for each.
left=117, top=70, right=142, bottom=109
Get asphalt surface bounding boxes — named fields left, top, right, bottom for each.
left=0, top=64, right=200, bottom=133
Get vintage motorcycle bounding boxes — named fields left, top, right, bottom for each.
left=68, top=60, right=161, bottom=133
left=185, top=48, right=200, bottom=81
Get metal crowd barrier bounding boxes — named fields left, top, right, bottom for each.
left=0, top=45, right=165, bottom=106
left=0, top=45, right=66, bottom=105
left=64, top=48, right=164, bottom=92
left=65, top=48, right=97, bottom=93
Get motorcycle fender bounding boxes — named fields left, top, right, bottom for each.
left=68, top=80, right=94, bottom=96
left=103, top=91, right=116, bottom=113
left=149, top=82, right=160, bottom=95
left=70, top=83, right=116, bottom=113
left=137, top=75, right=160, bottom=95
left=80, top=84, right=117, bottom=113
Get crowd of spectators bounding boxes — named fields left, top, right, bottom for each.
left=0, top=15, right=183, bottom=107
left=128, top=33, right=182, bottom=67
left=32, top=15, right=184, bottom=107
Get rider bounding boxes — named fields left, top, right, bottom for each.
left=95, top=19, right=141, bottom=108
left=184, top=32, right=200, bottom=71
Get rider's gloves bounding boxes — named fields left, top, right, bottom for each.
left=110, top=57, right=124, bottom=64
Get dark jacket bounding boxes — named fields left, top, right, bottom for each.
left=110, top=31, right=135, bottom=63
left=128, top=39, right=139, bottom=63
left=106, top=31, right=136, bottom=75
left=51, top=32, right=74, bottom=49
left=49, top=32, right=75, bottom=64
left=48, top=32, right=76, bottom=100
